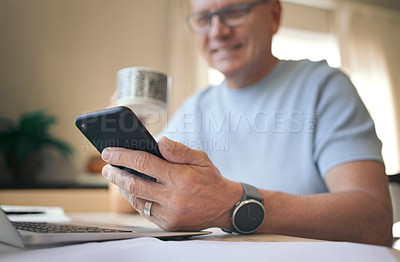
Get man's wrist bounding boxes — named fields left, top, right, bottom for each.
left=217, top=181, right=243, bottom=230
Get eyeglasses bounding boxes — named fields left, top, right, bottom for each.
left=185, top=0, right=269, bottom=34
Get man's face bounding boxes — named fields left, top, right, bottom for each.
left=190, top=0, right=280, bottom=79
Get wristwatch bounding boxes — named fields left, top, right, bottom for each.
left=225, top=183, right=265, bottom=234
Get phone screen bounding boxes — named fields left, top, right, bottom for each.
left=75, top=106, right=161, bottom=181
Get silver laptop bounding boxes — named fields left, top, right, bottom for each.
left=0, top=207, right=210, bottom=248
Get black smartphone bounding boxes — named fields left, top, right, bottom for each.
left=75, top=106, right=163, bottom=181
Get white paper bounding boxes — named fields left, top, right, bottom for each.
left=0, top=237, right=396, bottom=262
left=1, top=205, right=71, bottom=223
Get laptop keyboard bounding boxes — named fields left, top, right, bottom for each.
left=12, top=221, right=131, bottom=233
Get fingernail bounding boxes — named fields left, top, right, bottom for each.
left=102, top=148, right=111, bottom=161
left=102, top=165, right=109, bottom=178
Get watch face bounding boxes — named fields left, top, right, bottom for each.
left=233, top=200, right=265, bottom=234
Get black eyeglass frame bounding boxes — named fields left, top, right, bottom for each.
left=185, top=0, right=269, bottom=34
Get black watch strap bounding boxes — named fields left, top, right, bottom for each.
left=241, top=183, right=264, bottom=203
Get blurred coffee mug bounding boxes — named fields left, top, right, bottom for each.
left=116, top=67, right=168, bottom=114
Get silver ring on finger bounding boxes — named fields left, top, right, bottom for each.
left=144, top=201, right=153, bottom=217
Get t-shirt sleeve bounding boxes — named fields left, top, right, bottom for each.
left=313, top=70, right=383, bottom=177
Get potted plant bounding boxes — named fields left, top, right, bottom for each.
left=0, top=111, right=73, bottom=184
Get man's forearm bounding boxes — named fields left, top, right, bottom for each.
left=258, top=189, right=393, bottom=246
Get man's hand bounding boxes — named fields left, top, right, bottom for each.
left=101, top=136, right=242, bottom=231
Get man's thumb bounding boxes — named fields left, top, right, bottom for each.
left=158, top=136, right=208, bottom=166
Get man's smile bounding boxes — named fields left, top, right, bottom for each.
left=210, top=43, right=243, bottom=57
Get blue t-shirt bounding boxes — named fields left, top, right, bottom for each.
left=159, top=60, right=383, bottom=195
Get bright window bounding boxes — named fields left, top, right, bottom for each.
left=207, top=27, right=341, bottom=86
left=272, top=27, right=341, bottom=67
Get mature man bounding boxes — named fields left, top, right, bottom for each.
left=102, top=0, right=393, bottom=246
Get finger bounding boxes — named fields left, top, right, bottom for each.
left=130, top=196, right=157, bottom=218
left=130, top=195, right=209, bottom=232
left=158, top=136, right=210, bottom=166
left=102, top=164, right=165, bottom=202
left=101, top=147, right=170, bottom=182
left=121, top=192, right=164, bottom=226
left=118, top=187, right=141, bottom=212
left=122, top=191, right=212, bottom=232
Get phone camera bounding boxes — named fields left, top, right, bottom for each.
left=80, top=122, right=87, bottom=131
